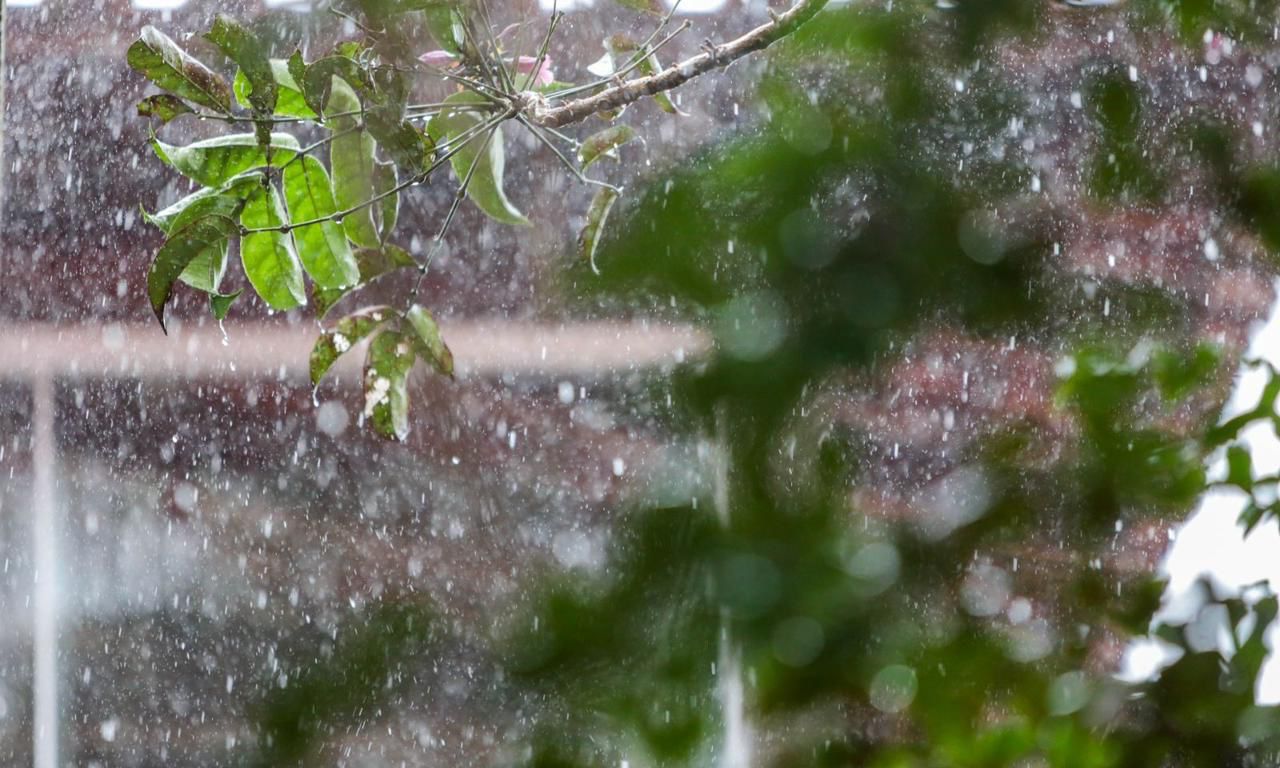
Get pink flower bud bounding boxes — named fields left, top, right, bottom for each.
left=419, top=50, right=459, bottom=68
left=515, top=55, right=555, bottom=87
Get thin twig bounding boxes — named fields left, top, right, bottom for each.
left=532, top=0, right=829, bottom=128
left=407, top=122, right=503, bottom=301
left=522, top=6, right=561, bottom=94
left=517, top=114, right=620, bottom=194
left=544, top=20, right=691, bottom=102
left=330, top=7, right=380, bottom=38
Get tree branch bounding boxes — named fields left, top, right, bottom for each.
left=529, top=0, right=828, bottom=129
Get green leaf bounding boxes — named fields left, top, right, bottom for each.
left=152, top=133, right=301, bottom=187
left=180, top=240, right=230, bottom=293
left=427, top=92, right=529, bottom=226
left=605, top=35, right=684, bottom=115
left=310, top=305, right=393, bottom=386
left=210, top=289, right=243, bottom=321
left=146, top=215, right=239, bottom=331
left=127, top=25, right=233, bottom=113
left=137, top=94, right=195, bottom=124
left=240, top=185, right=307, bottom=310
left=405, top=304, right=454, bottom=376
left=373, top=162, right=400, bottom=244
left=578, top=125, right=639, bottom=170
left=283, top=156, right=360, bottom=288
left=235, top=59, right=316, bottom=119
left=327, top=78, right=383, bottom=249
left=314, top=245, right=417, bottom=318
left=423, top=7, right=466, bottom=55
left=145, top=174, right=260, bottom=235
left=579, top=186, right=619, bottom=274
left=205, top=15, right=276, bottom=118
left=364, top=329, right=416, bottom=440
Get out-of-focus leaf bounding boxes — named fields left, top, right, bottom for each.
left=206, top=15, right=277, bottom=117
left=302, top=56, right=370, bottom=116
left=1226, top=445, right=1254, bottom=491
left=127, top=26, right=233, bottom=113
left=310, top=305, right=392, bottom=386
left=240, top=185, right=306, bottom=310
left=147, top=215, right=239, bottom=331
left=210, top=289, right=243, bottom=321
left=327, top=77, right=383, bottom=249
left=365, top=112, right=432, bottom=175
left=152, top=133, right=300, bottom=186
left=136, top=94, right=195, bottom=124
left=578, top=125, right=639, bottom=170
left=579, top=186, right=619, bottom=274
left=427, top=92, right=529, bottom=226
left=405, top=304, right=453, bottom=376
left=364, top=329, right=415, bottom=440
left=605, top=35, right=684, bottom=115
left=283, top=156, right=360, bottom=288
left=234, top=58, right=316, bottom=119
left=373, top=162, right=400, bottom=243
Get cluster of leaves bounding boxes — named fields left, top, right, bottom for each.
left=125, top=0, right=1280, bottom=765
left=130, top=1, right=664, bottom=437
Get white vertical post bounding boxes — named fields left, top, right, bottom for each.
left=31, top=372, right=58, bottom=768
left=713, top=410, right=751, bottom=768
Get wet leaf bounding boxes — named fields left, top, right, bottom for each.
left=146, top=214, right=239, bottom=331
left=144, top=174, right=261, bottom=235
left=180, top=239, right=230, bottom=294
left=240, top=185, right=306, bottom=310
left=152, top=133, right=300, bottom=187
left=127, top=25, right=233, bottom=113
left=136, top=94, right=195, bottom=124
left=427, top=92, right=529, bottom=226
left=578, top=125, right=639, bottom=170
left=210, top=289, right=243, bottom=321
left=283, top=156, right=360, bottom=288
left=206, top=15, right=277, bottom=117
left=364, top=329, right=416, bottom=441
left=405, top=304, right=454, bottom=376
left=311, top=305, right=393, bottom=386
left=579, top=186, right=619, bottom=274
left=327, top=78, right=383, bottom=249
left=235, top=59, right=316, bottom=119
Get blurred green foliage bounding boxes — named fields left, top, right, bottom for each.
left=236, top=1, right=1280, bottom=766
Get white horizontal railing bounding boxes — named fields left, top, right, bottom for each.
left=0, top=320, right=709, bottom=380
